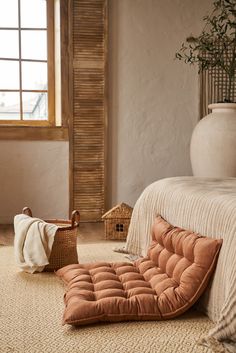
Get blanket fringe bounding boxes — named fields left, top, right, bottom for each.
left=112, top=246, right=129, bottom=254
left=198, top=337, right=231, bottom=353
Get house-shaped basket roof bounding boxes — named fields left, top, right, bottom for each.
left=102, top=203, right=133, bottom=220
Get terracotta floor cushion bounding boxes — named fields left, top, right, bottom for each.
left=56, top=216, right=222, bottom=326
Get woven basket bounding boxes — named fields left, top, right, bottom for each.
left=22, top=207, right=80, bottom=272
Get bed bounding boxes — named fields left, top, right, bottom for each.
left=124, top=176, right=236, bottom=352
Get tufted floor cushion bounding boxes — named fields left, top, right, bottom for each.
left=56, top=216, right=222, bottom=326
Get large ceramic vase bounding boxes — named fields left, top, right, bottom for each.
left=190, top=103, right=236, bottom=177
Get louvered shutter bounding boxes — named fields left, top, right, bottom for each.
left=200, top=43, right=236, bottom=117
left=70, top=0, right=107, bottom=221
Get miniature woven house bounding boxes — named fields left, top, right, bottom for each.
left=102, top=203, right=133, bottom=240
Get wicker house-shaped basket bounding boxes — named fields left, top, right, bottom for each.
left=22, top=207, right=80, bottom=271
left=102, top=203, right=133, bottom=240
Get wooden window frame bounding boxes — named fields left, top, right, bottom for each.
left=0, top=0, right=55, bottom=127
left=0, top=0, right=69, bottom=141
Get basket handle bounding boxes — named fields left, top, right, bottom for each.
left=22, top=207, right=33, bottom=217
left=71, top=210, right=80, bottom=228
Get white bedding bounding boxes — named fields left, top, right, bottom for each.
left=125, top=177, right=236, bottom=352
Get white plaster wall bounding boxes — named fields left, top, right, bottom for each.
left=108, top=0, right=212, bottom=207
left=0, top=141, right=69, bottom=223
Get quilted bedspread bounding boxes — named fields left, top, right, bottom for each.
left=125, top=176, right=236, bottom=352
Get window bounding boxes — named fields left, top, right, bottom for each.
left=116, top=224, right=124, bottom=232
left=0, top=0, right=55, bottom=126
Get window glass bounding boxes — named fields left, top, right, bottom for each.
left=0, top=0, right=54, bottom=124
left=22, top=92, right=48, bottom=120
left=0, top=61, right=19, bottom=89
left=21, top=0, right=47, bottom=28
left=0, top=0, right=18, bottom=27
left=0, top=92, right=20, bottom=120
left=22, top=62, right=47, bottom=90
left=0, top=30, right=19, bottom=58
left=21, top=30, right=47, bottom=60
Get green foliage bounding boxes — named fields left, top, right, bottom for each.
left=176, top=0, right=236, bottom=102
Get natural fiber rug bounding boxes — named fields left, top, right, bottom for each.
left=0, top=242, right=214, bottom=353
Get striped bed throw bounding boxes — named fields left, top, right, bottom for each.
left=125, top=176, right=236, bottom=352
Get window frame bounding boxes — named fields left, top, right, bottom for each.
left=0, top=0, right=55, bottom=127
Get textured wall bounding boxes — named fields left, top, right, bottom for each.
left=0, top=0, right=213, bottom=223
left=108, top=0, right=212, bottom=208
left=0, top=141, right=69, bottom=223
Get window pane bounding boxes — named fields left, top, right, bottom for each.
left=22, top=62, right=47, bottom=90
left=0, top=30, right=19, bottom=59
left=21, top=30, right=47, bottom=60
left=0, top=60, right=19, bottom=89
left=0, top=92, right=20, bottom=120
left=21, top=0, right=47, bottom=28
left=0, top=0, right=18, bottom=28
left=22, top=92, right=47, bottom=120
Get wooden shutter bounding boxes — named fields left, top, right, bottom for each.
left=200, top=43, right=236, bottom=117
left=69, top=0, right=107, bottom=221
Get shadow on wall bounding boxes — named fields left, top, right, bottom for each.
left=0, top=141, right=69, bottom=224
left=107, top=0, right=213, bottom=208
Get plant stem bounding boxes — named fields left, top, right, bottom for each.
left=227, top=77, right=232, bottom=102
left=228, top=32, right=236, bottom=102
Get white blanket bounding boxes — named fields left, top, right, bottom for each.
left=125, top=177, right=236, bottom=352
left=14, top=214, right=58, bottom=273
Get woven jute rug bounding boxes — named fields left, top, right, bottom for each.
left=0, top=242, right=214, bottom=353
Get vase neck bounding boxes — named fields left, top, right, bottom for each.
left=209, top=103, right=236, bottom=114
